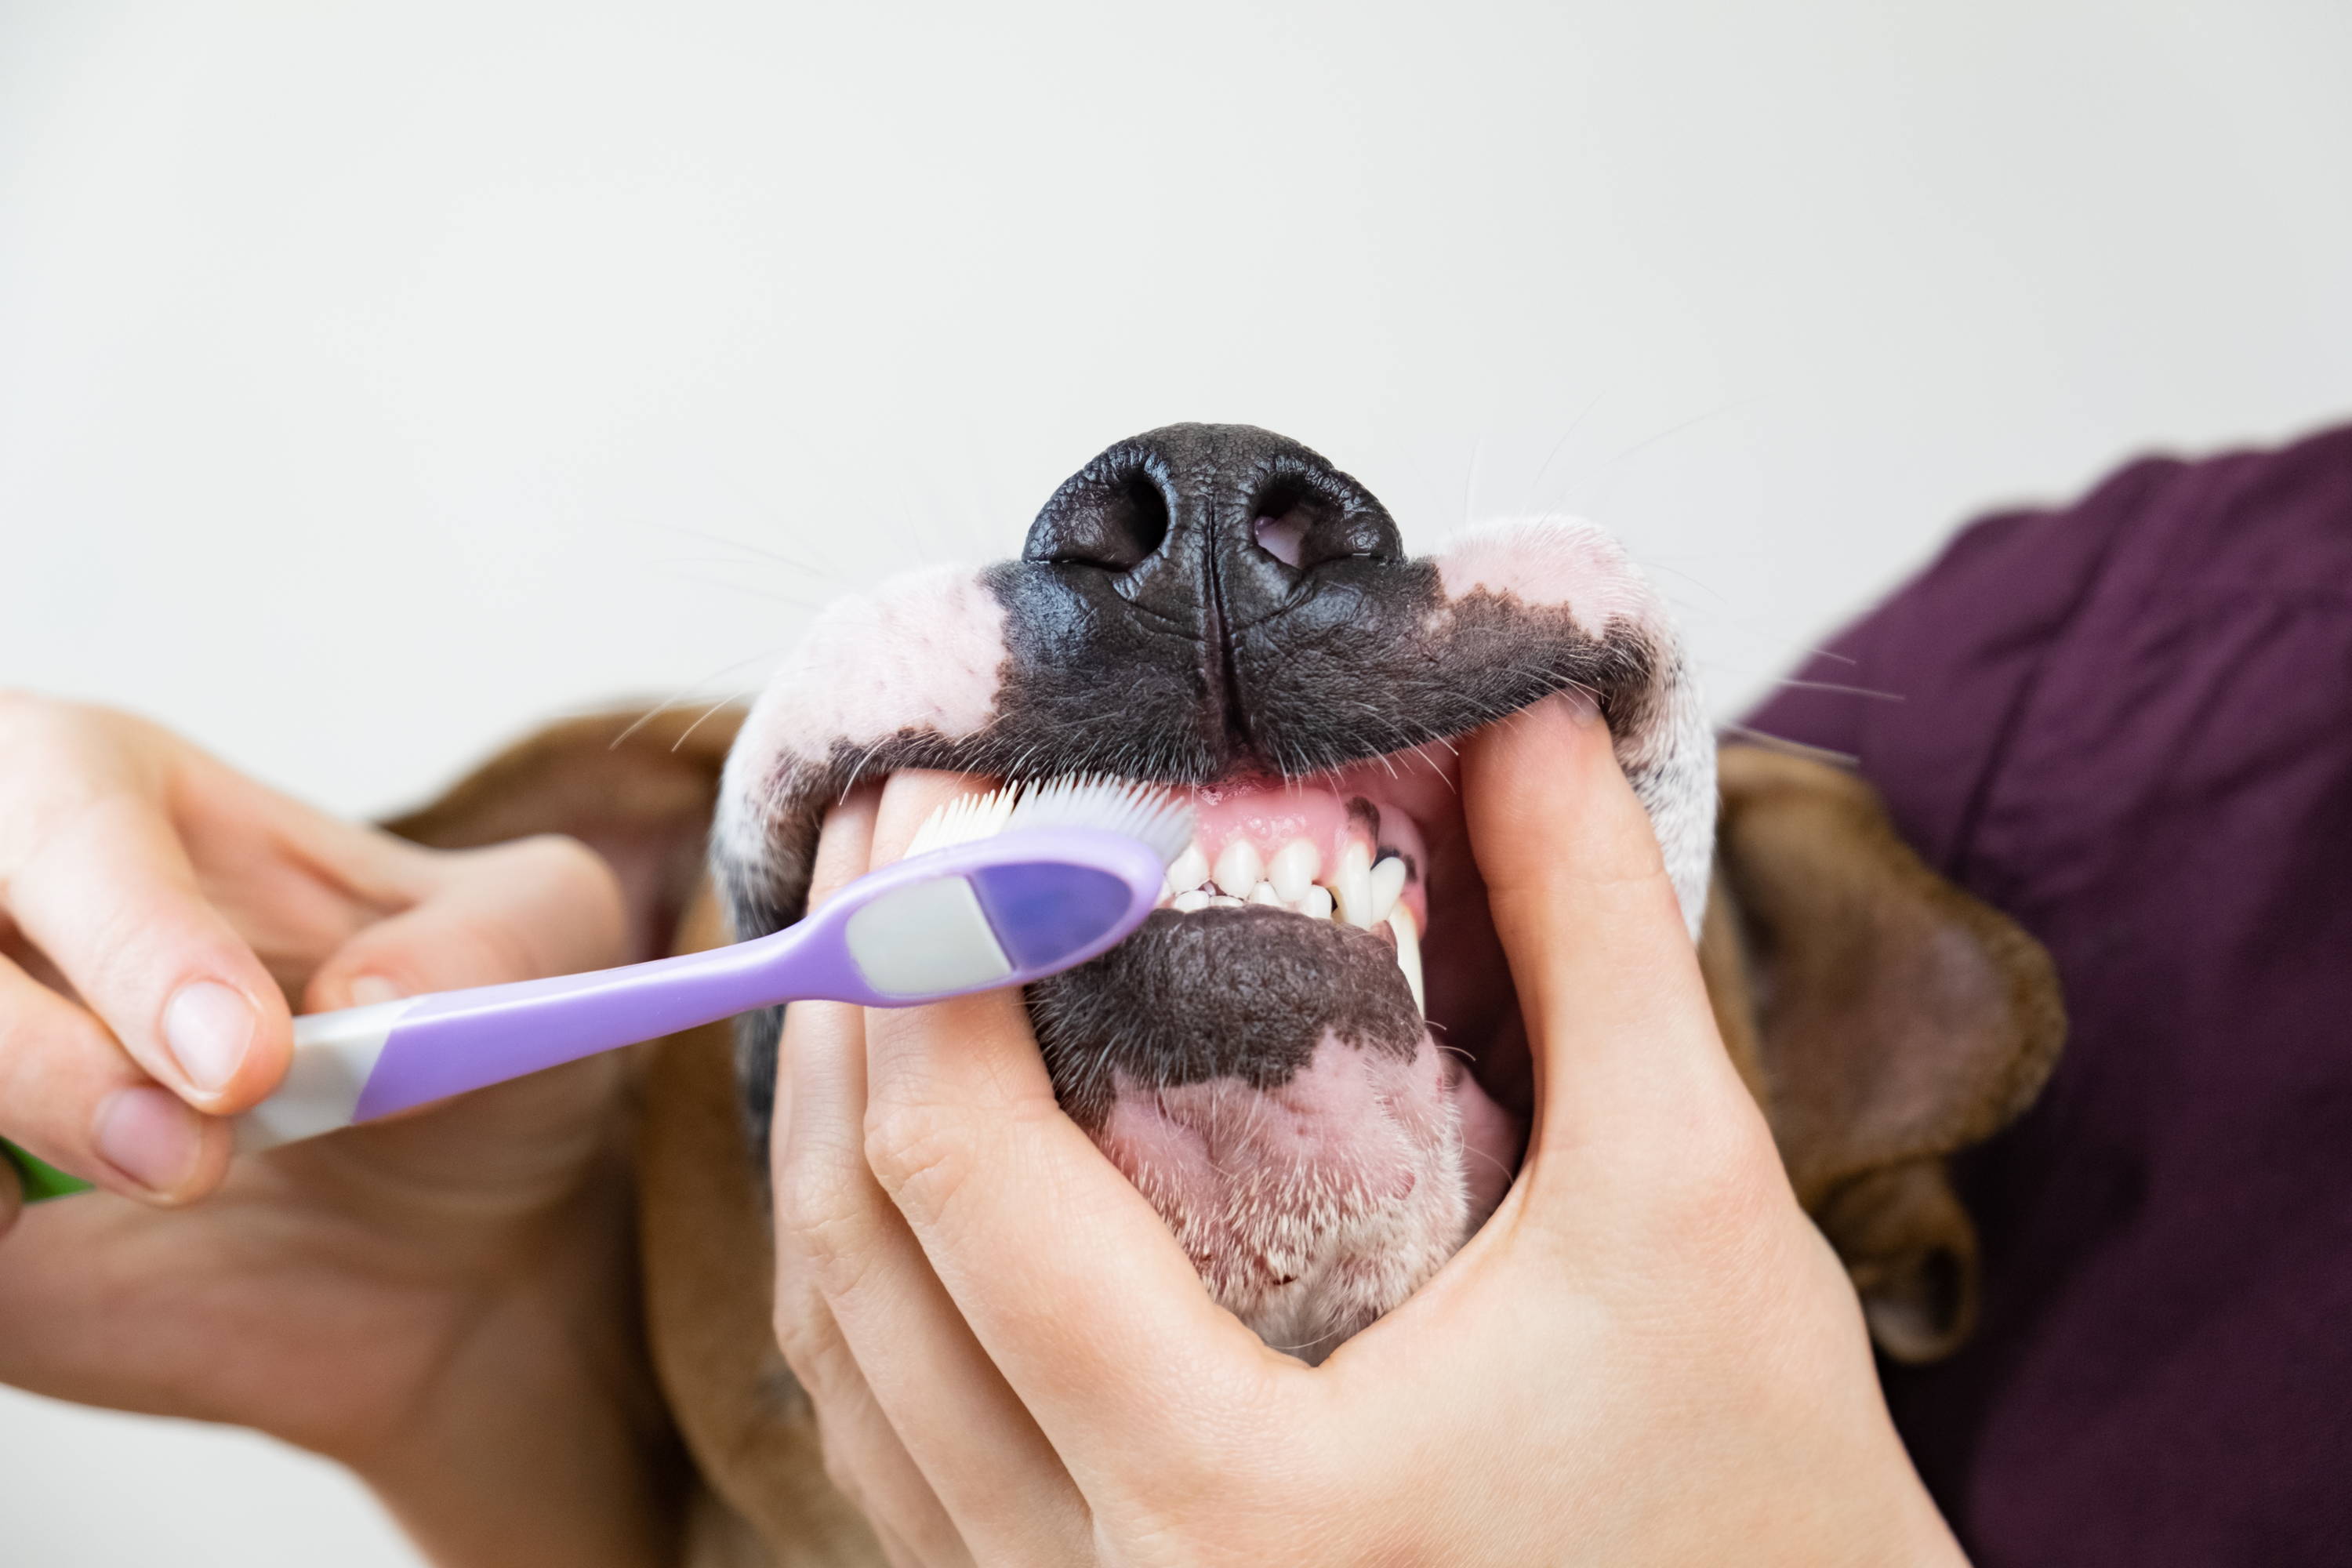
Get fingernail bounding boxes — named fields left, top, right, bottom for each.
left=162, top=980, right=255, bottom=1094
left=94, top=1087, right=206, bottom=1195
left=346, top=975, right=405, bottom=1006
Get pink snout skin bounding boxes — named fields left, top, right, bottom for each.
left=1092, top=1029, right=1519, bottom=1359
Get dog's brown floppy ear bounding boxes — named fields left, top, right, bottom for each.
left=383, top=706, right=745, bottom=961
left=1698, top=745, right=2064, bottom=1363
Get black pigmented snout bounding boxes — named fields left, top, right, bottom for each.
left=986, top=423, right=1456, bottom=782
left=1023, top=423, right=1404, bottom=621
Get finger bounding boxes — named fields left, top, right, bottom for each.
left=4, top=791, right=292, bottom=1114
left=775, top=1004, right=989, bottom=1567
left=770, top=1170, right=972, bottom=1567
left=776, top=789, right=1002, bottom=1561
left=304, top=834, right=627, bottom=1011
left=855, top=772, right=1282, bottom=1479
left=773, top=1178, right=975, bottom=1567
left=807, top=783, right=887, bottom=911
left=772, top=1218, right=962, bottom=1556
left=244, top=835, right=633, bottom=1202
left=768, top=779, right=884, bottom=1200
left=1459, top=695, right=1760, bottom=1179
left=770, top=780, right=888, bottom=1157
left=0, top=950, right=228, bottom=1202
left=821, top=1388, right=975, bottom=1568
left=783, top=975, right=1087, bottom=1557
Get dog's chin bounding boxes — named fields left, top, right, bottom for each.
left=1021, top=746, right=1531, bottom=1363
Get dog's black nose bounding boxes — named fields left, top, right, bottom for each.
left=1025, top=423, right=1403, bottom=625
left=994, top=424, right=1427, bottom=779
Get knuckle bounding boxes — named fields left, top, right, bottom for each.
left=775, top=1161, right=877, bottom=1278
left=859, top=1098, right=977, bottom=1219
left=426, top=903, right=550, bottom=987
left=0, top=1013, right=120, bottom=1138
left=504, top=833, right=623, bottom=903
left=779, top=1196, right=865, bottom=1276
left=517, top=831, right=609, bottom=880
left=770, top=1298, right=842, bottom=1393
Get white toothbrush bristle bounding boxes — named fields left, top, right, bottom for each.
left=906, top=775, right=1195, bottom=866
left=902, top=786, right=1020, bottom=855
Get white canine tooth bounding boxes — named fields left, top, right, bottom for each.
left=1247, top=880, right=1283, bottom=906
left=1387, top=906, right=1425, bottom=1015
left=1333, top=842, right=1376, bottom=928
left=1298, top=884, right=1334, bottom=920
left=1368, top=855, right=1406, bottom=925
left=1172, top=889, right=1210, bottom=913
left=1211, top=838, right=1264, bottom=898
left=1206, top=894, right=1244, bottom=909
left=1167, top=844, right=1210, bottom=895
left=1268, top=838, right=1322, bottom=903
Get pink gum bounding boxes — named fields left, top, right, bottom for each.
left=1184, top=779, right=1430, bottom=924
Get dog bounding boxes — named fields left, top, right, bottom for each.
left=388, top=424, right=2063, bottom=1563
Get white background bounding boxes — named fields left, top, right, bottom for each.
left=2, top=2, right=2347, bottom=1562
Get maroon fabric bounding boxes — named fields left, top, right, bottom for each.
left=1745, top=423, right=2352, bottom=1565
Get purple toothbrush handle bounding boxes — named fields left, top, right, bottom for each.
left=350, top=827, right=1162, bottom=1122
left=353, top=930, right=812, bottom=1120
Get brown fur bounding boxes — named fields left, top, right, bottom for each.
left=388, top=712, right=2063, bottom=1562
left=1700, top=746, right=2064, bottom=1359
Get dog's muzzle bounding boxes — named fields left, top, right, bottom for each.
left=715, top=423, right=1715, bottom=1359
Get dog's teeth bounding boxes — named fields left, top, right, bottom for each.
left=1333, top=842, right=1377, bottom=928
left=1167, top=844, right=1209, bottom=895
left=1298, top=884, right=1334, bottom=920
left=1206, top=893, right=1244, bottom=909
left=1368, top=855, right=1406, bottom=925
left=1212, top=839, right=1264, bottom=898
left=1268, top=839, right=1321, bottom=902
left=1247, top=880, right=1283, bottom=907
left=1172, top=889, right=1210, bottom=913
left=1387, top=906, right=1425, bottom=1015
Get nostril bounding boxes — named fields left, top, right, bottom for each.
left=1027, top=426, right=1403, bottom=586
left=1254, top=510, right=1311, bottom=568
left=1247, top=474, right=1391, bottom=573
left=1032, top=466, right=1171, bottom=572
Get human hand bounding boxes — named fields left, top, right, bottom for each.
left=769, top=699, right=1967, bottom=1566
left=0, top=695, right=674, bottom=1566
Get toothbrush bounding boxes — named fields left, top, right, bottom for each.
left=3, top=776, right=1192, bottom=1197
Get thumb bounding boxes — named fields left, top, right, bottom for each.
left=1461, top=695, right=1750, bottom=1178
left=305, top=835, right=630, bottom=1012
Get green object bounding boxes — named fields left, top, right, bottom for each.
left=2, top=1138, right=93, bottom=1202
